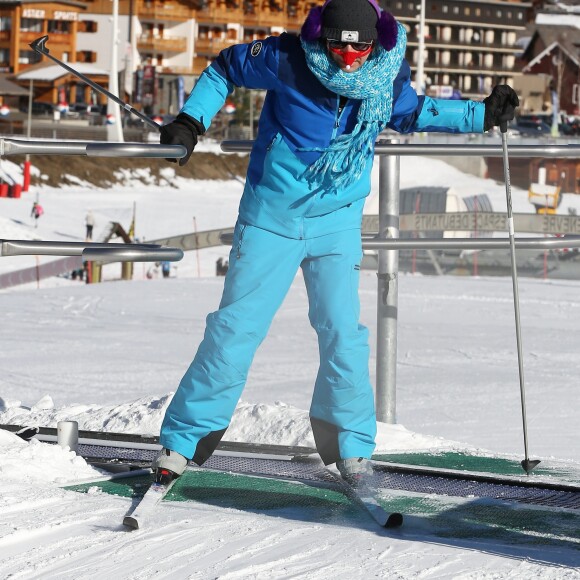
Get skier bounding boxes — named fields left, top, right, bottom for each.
left=30, top=201, right=44, bottom=228
left=85, top=209, right=95, bottom=241
left=154, top=0, right=519, bottom=483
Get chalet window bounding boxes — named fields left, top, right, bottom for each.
left=442, top=5, right=448, bottom=13
left=464, top=7, right=470, bottom=15
left=0, top=16, right=12, bottom=31
left=0, top=48, right=10, bottom=65
left=20, top=18, right=42, bottom=32
left=79, top=21, right=98, bottom=33
left=453, top=6, right=459, bottom=14
left=19, top=49, right=41, bottom=64
left=47, top=20, right=71, bottom=34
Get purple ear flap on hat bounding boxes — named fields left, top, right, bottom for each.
left=301, top=0, right=398, bottom=50
left=301, top=6, right=324, bottom=42
left=377, top=9, right=398, bottom=50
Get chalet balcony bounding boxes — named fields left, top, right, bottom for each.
left=39, top=32, right=72, bottom=45
left=422, top=62, right=518, bottom=75
left=406, top=39, right=520, bottom=54
left=139, top=2, right=193, bottom=21
left=19, top=31, right=46, bottom=44
left=197, top=7, right=287, bottom=27
left=196, top=6, right=244, bottom=23
left=193, top=55, right=214, bottom=75
left=137, top=35, right=188, bottom=54
left=195, top=37, right=238, bottom=54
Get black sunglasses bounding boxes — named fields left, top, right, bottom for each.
left=326, top=39, right=374, bottom=52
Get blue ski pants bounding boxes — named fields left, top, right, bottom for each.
left=160, top=222, right=377, bottom=465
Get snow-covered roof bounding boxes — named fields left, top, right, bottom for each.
left=0, top=74, right=29, bottom=95
left=523, top=40, right=580, bottom=72
left=536, top=13, right=580, bottom=28
left=15, top=63, right=109, bottom=82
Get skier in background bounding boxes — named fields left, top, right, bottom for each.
left=154, top=0, right=519, bottom=484
left=30, top=201, right=43, bottom=228
left=85, top=209, right=95, bottom=241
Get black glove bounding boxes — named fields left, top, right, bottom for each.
left=483, top=85, right=520, bottom=132
left=160, top=113, right=205, bottom=166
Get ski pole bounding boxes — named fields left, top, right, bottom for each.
left=29, top=36, right=161, bottom=132
left=500, top=120, right=540, bottom=475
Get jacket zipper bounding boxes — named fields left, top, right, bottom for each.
left=332, top=97, right=347, bottom=139
left=236, top=224, right=247, bottom=259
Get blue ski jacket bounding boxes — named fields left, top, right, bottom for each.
left=181, top=33, right=485, bottom=239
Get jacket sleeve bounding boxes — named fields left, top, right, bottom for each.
left=387, top=60, right=485, bottom=134
left=181, top=36, right=280, bottom=130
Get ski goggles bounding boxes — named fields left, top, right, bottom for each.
left=326, top=39, right=374, bottom=52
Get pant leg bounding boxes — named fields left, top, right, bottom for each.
left=302, top=228, right=376, bottom=464
left=160, top=222, right=305, bottom=464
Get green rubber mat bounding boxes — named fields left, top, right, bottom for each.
left=66, top=469, right=580, bottom=552
left=372, top=451, right=580, bottom=484
left=67, top=471, right=359, bottom=525
left=378, top=488, right=579, bottom=552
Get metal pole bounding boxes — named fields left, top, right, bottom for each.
left=375, top=139, right=400, bottom=424
left=30, top=36, right=159, bottom=131
left=107, top=0, right=124, bottom=142
left=500, top=123, right=540, bottom=474
left=416, top=0, right=426, bottom=94
left=57, top=421, right=79, bottom=453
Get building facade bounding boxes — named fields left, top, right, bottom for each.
left=2, top=0, right=534, bottom=111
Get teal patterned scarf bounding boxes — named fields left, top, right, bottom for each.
left=300, top=22, right=407, bottom=191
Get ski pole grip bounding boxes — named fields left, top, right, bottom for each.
left=500, top=120, right=508, bottom=134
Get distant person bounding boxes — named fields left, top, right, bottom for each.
left=85, top=210, right=95, bottom=241
left=216, top=257, right=229, bottom=276
left=146, top=262, right=160, bottom=279
left=30, top=201, right=43, bottom=228
left=161, top=261, right=171, bottom=278
left=154, top=0, right=519, bottom=485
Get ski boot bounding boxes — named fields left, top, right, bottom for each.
left=336, top=457, right=373, bottom=486
left=153, top=448, right=188, bottom=484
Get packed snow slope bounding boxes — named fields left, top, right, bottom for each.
left=0, top=149, right=578, bottom=579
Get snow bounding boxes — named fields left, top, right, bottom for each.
left=0, top=151, right=579, bottom=578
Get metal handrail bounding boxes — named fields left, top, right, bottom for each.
left=221, top=140, right=580, bottom=158
left=0, top=240, right=183, bottom=263
left=218, top=139, right=580, bottom=427
left=0, top=139, right=186, bottom=158
left=361, top=236, right=580, bottom=251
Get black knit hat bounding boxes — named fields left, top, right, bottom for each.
left=321, top=0, right=379, bottom=43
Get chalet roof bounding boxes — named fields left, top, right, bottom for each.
left=0, top=74, right=29, bottom=96
left=522, top=39, right=579, bottom=73
left=521, top=17, right=580, bottom=70
left=15, top=63, right=109, bottom=82
left=0, top=0, right=88, bottom=8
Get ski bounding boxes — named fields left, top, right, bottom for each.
left=122, top=469, right=177, bottom=530
left=326, top=467, right=403, bottom=528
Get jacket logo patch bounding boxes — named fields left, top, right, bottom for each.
left=251, top=42, right=262, bottom=57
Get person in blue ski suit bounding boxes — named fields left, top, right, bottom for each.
left=154, top=0, right=519, bottom=481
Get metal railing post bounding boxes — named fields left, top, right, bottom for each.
left=375, top=139, right=400, bottom=424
